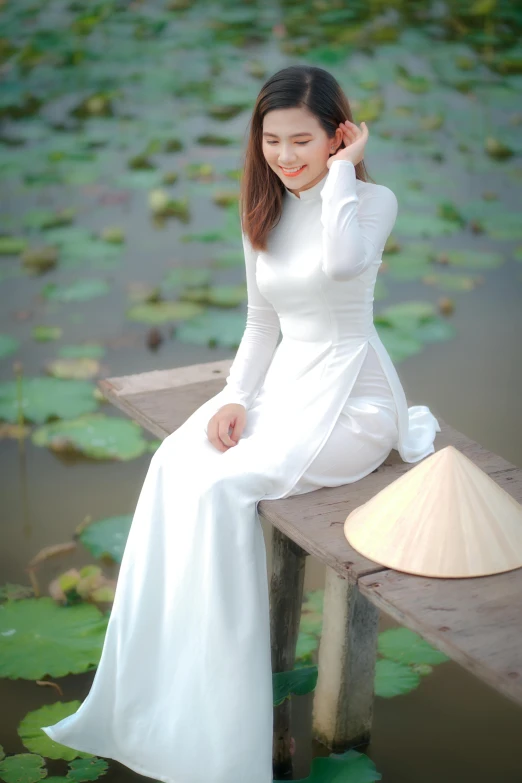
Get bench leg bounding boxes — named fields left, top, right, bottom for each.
left=312, top=566, right=379, bottom=752
left=269, top=526, right=307, bottom=777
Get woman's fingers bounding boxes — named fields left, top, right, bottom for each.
left=218, top=418, right=236, bottom=448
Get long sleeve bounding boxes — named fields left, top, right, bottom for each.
left=218, top=231, right=281, bottom=411
left=320, top=159, right=398, bottom=282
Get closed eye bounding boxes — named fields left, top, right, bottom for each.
left=266, top=141, right=309, bottom=145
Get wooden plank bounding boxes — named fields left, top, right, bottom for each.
left=98, top=361, right=231, bottom=439
left=358, top=553, right=522, bottom=708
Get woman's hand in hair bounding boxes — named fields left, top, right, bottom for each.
left=206, top=403, right=247, bottom=452
left=327, top=120, right=369, bottom=169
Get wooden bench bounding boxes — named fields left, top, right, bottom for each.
left=99, top=359, right=522, bottom=774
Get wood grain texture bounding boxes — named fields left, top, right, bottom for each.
left=358, top=563, right=522, bottom=707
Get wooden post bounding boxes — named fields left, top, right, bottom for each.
left=269, top=526, right=308, bottom=777
left=312, top=566, right=379, bottom=752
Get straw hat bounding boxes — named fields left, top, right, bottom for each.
left=344, top=445, right=522, bottom=579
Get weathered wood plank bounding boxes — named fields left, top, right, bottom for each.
left=98, top=361, right=232, bottom=439
left=358, top=557, right=522, bottom=708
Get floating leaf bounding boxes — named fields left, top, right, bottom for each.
left=438, top=249, right=503, bottom=269
left=0, top=377, right=98, bottom=424
left=32, top=413, right=153, bottom=460
left=45, top=358, right=101, bottom=380
left=22, top=208, right=76, bottom=231
left=273, top=665, right=318, bottom=707
left=22, top=702, right=93, bottom=760
left=126, top=300, right=204, bottom=324
left=160, top=267, right=213, bottom=290
left=79, top=515, right=133, bottom=564
left=180, top=283, right=246, bottom=307
left=41, top=279, right=110, bottom=303
left=32, top=326, right=63, bottom=342
left=374, top=658, right=421, bottom=698
left=57, top=344, right=106, bottom=359
left=21, top=246, right=59, bottom=275
left=175, top=309, right=246, bottom=348
left=0, top=752, right=47, bottom=783
left=0, top=598, right=108, bottom=679
left=65, top=756, right=108, bottom=781
left=282, top=748, right=382, bottom=782
left=0, top=334, right=20, bottom=359
left=0, top=236, right=29, bottom=255
left=378, top=627, right=450, bottom=666
left=422, top=272, right=481, bottom=291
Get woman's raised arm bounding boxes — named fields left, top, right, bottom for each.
left=320, top=159, right=398, bottom=282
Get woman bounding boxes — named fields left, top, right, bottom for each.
left=42, top=65, right=440, bottom=781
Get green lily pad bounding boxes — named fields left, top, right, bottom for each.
left=65, top=756, right=108, bottom=780
left=21, top=246, right=59, bottom=275
left=0, top=236, right=29, bottom=255
left=22, top=208, right=76, bottom=231
left=79, top=515, right=133, bottom=564
left=374, top=658, right=421, bottom=698
left=422, top=272, right=481, bottom=291
left=161, top=267, right=213, bottom=290
left=0, top=334, right=20, bottom=359
left=383, top=250, right=433, bottom=281
left=480, top=213, right=522, bottom=240
left=42, top=229, right=124, bottom=270
left=439, top=249, right=503, bottom=269
left=32, top=326, right=63, bottom=342
left=280, top=748, right=381, bottom=782
left=376, top=301, right=437, bottom=331
left=175, top=310, right=247, bottom=348
left=377, top=627, right=450, bottom=665
left=273, top=665, right=318, bottom=707
left=41, top=279, right=110, bottom=303
left=394, top=212, right=461, bottom=238
left=180, top=283, right=247, bottom=307
left=375, top=328, right=423, bottom=363
left=0, top=377, right=98, bottom=424
left=210, top=249, right=244, bottom=269
left=295, top=631, right=319, bottom=663
left=126, top=300, right=204, bottom=324
left=45, top=358, right=101, bottom=380
left=22, top=703, right=93, bottom=760
left=0, top=597, right=108, bottom=679
left=31, top=413, right=153, bottom=460
left=57, top=344, right=106, bottom=359
left=0, top=752, right=47, bottom=783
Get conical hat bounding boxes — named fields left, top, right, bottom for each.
left=344, top=445, right=522, bottom=579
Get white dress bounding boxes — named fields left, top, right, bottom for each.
left=42, top=160, right=441, bottom=781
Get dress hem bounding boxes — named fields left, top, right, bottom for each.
left=41, top=726, right=274, bottom=783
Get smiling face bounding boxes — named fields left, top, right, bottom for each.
left=262, top=106, right=342, bottom=197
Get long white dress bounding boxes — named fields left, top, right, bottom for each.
left=42, top=160, right=441, bottom=781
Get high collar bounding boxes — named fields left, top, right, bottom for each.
left=284, top=168, right=329, bottom=203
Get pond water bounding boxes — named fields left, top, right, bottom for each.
left=1, top=1, right=522, bottom=780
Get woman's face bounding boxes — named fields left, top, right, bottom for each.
left=262, top=107, right=342, bottom=196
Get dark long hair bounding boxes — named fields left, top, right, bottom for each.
left=239, top=65, right=373, bottom=252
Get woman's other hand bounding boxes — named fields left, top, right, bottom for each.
left=327, top=120, right=369, bottom=169
left=206, top=403, right=247, bottom=452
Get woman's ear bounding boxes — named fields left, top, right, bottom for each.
left=330, top=128, right=344, bottom=153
